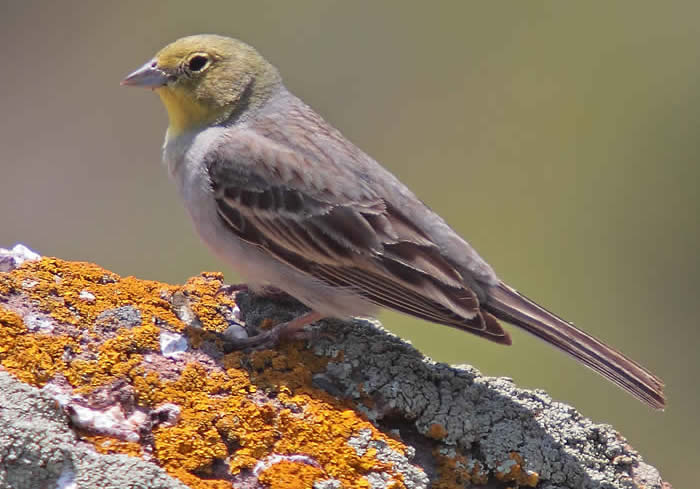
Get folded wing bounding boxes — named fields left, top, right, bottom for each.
left=206, top=130, right=511, bottom=344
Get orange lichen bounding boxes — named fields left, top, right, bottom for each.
left=0, top=258, right=416, bottom=489
left=83, top=434, right=144, bottom=457
left=0, top=307, right=25, bottom=335
left=432, top=449, right=490, bottom=488
left=469, top=461, right=490, bottom=485
left=146, top=351, right=408, bottom=488
left=494, top=452, right=539, bottom=487
left=434, top=449, right=538, bottom=488
left=179, top=272, right=236, bottom=333
left=0, top=304, right=80, bottom=385
left=172, top=471, right=234, bottom=489
left=427, top=423, right=448, bottom=440
left=4, top=258, right=180, bottom=330
left=156, top=423, right=229, bottom=473
left=257, top=460, right=326, bottom=489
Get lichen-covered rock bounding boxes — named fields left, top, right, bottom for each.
left=0, top=246, right=668, bottom=489
left=0, top=370, right=189, bottom=489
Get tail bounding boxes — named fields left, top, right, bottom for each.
left=485, top=281, right=665, bottom=409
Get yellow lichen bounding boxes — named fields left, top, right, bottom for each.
left=495, top=452, right=539, bottom=487
left=83, top=434, right=143, bottom=457
left=0, top=307, right=25, bottom=335
left=0, top=258, right=415, bottom=489
left=180, top=272, right=236, bottom=333
left=257, top=460, right=326, bottom=488
left=427, top=423, right=448, bottom=440
left=432, top=449, right=490, bottom=488
left=0, top=304, right=79, bottom=385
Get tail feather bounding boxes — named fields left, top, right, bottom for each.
left=486, top=281, right=665, bottom=409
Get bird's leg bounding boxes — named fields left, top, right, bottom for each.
left=223, top=311, right=324, bottom=351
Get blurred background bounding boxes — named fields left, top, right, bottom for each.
left=1, top=1, right=697, bottom=486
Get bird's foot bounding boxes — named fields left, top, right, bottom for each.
left=222, top=311, right=324, bottom=351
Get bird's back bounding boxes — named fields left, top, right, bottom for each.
left=244, top=87, right=500, bottom=292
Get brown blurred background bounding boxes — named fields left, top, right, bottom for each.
left=1, top=1, right=697, bottom=486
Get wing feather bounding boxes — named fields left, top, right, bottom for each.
left=207, top=129, right=510, bottom=344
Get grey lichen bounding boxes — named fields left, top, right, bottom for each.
left=0, top=371, right=189, bottom=489
left=299, top=312, right=665, bottom=489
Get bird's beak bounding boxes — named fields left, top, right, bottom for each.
left=121, top=60, right=169, bottom=88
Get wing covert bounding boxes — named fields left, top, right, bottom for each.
left=205, top=129, right=510, bottom=344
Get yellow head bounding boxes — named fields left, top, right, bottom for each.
left=122, top=34, right=281, bottom=137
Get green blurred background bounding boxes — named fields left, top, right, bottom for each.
left=1, top=1, right=697, bottom=486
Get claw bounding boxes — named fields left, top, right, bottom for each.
left=222, top=311, right=324, bottom=351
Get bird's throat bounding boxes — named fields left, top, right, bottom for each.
left=156, top=87, right=226, bottom=139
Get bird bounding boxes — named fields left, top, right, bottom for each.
left=121, top=34, right=665, bottom=409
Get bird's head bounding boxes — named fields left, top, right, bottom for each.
left=122, top=34, right=281, bottom=137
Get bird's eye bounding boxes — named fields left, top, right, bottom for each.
left=187, top=55, right=209, bottom=72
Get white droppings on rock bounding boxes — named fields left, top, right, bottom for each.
left=160, top=330, right=188, bottom=358
left=0, top=244, right=41, bottom=272
left=253, top=453, right=319, bottom=477
left=65, top=403, right=144, bottom=443
left=230, top=304, right=241, bottom=321
left=24, top=313, right=55, bottom=333
left=79, top=290, right=96, bottom=302
left=152, top=403, right=181, bottom=427
left=313, top=479, right=341, bottom=489
left=41, top=382, right=73, bottom=407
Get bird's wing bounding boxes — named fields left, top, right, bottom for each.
left=206, top=129, right=510, bottom=344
